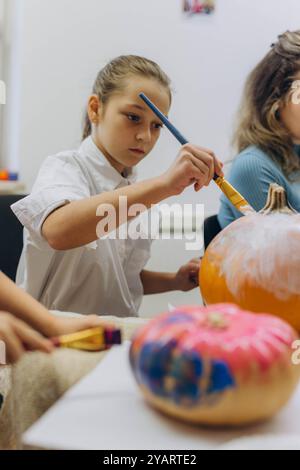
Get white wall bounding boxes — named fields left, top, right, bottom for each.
left=2, top=0, right=23, bottom=170
left=2, top=0, right=300, bottom=315
left=4, top=0, right=300, bottom=210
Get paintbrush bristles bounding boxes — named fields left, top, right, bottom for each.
left=214, top=177, right=255, bottom=215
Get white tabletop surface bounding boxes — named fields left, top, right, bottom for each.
left=23, top=342, right=300, bottom=450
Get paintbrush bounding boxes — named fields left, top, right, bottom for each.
left=51, top=326, right=122, bottom=352
left=139, top=93, right=254, bottom=215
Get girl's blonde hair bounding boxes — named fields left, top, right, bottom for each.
left=82, top=55, right=172, bottom=140
left=233, top=30, right=300, bottom=177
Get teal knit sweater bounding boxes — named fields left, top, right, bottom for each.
left=218, top=145, right=300, bottom=228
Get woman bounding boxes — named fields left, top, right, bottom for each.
left=218, top=30, right=300, bottom=228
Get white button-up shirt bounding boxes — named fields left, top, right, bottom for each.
left=11, top=137, right=152, bottom=317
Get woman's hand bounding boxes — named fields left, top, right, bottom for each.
left=161, top=144, right=223, bottom=195
left=0, top=312, right=53, bottom=364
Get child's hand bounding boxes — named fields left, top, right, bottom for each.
left=161, top=144, right=223, bottom=195
left=46, top=314, right=109, bottom=338
left=0, top=312, right=53, bottom=364
left=173, top=258, right=201, bottom=292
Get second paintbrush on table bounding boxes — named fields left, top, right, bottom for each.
left=51, top=326, right=122, bottom=352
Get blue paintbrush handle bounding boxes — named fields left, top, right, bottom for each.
left=139, top=93, right=188, bottom=145
left=139, top=93, right=218, bottom=180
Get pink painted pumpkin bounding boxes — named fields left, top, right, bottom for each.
left=130, top=304, right=300, bottom=426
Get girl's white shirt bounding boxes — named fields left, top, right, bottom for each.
left=11, top=137, right=152, bottom=317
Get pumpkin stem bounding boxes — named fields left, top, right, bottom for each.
left=205, top=313, right=229, bottom=329
left=260, top=183, right=297, bottom=215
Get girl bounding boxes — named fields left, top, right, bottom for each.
left=218, top=30, right=300, bottom=228
left=0, top=271, right=104, bottom=363
left=12, top=55, right=223, bottom=316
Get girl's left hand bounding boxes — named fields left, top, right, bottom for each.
left=173, top=258, right=201, bottom=292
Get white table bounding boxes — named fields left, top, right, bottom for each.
left=23, top=343, right=300, bottom=450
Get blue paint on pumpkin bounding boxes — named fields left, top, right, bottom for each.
left=171, top=380, right=199, bottom=405
left=168, top=350, right=203, bottom=405
left=208, top=360, right=235, bottom=394
left=169, top=351, right=203, bottom=380
left=138, top=340, right=177, bottom=397
left=134, top=334, right=235, bottom=407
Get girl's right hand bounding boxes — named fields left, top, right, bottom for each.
left=0, top=312, right=53, bottom=364
left=161, top=144, right=224, bottom=195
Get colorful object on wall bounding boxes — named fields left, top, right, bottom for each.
left=0, top=170, right=9, bottom=181
left=130, top=303, right=300, bottom=426
left=200, top=184, right=300, bottom=332
left=183, top=0, right=215, bottom=15
left=0, top=170, right=19, bottom=181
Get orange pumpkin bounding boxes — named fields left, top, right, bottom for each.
left=200, top=184, right=300, bottom=331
